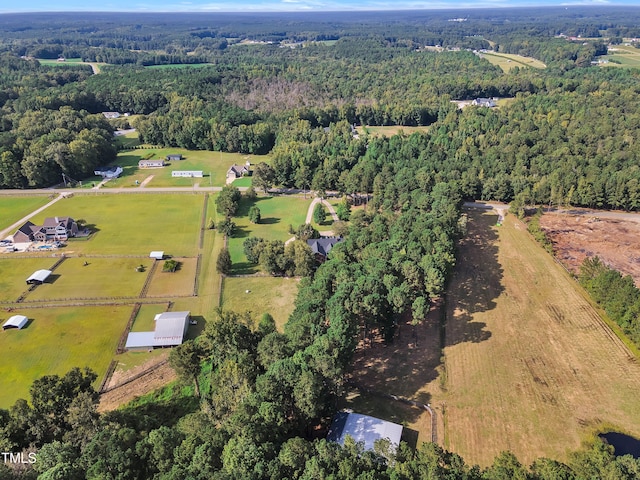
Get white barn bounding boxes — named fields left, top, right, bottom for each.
left=2, top=315, right=28, bottom=330
left=327, top=412, right=403, bottom=454
left=172, top=171, right=203, bottom=178
left=125, top=311, right=190, bottom=350
left=26, top=269, right=52, bottom=285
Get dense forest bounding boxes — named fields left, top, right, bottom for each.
left=2, top=8, right=640, bottom=479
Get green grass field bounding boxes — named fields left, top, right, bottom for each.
left=114, top=131, right=141, bottom=149
left=27, top=257, right=153, bottom=301
left=481, top=52, right=546, bottom=72
left=130, top=304, right=169, bottom=332
left=220, top=276, right=299, bottom=330
left=0, top=196, right=51, bottom=233
left=145, top=63, right=214, bottom=69
left=228, top=195, right=311, bottom=274
left=0, top=257, right=60, bottom=302
left=29, top=194, right=203, bottom=256
left=0, top=305, right=132, bottom=408
left=600, top=45, right=640, bottom=67
left=103, top=148, right=268, bottom=188
left=145, top=257, right=198, bottom=297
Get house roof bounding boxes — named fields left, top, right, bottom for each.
left=227, top=164, right=249, bottom=176
left=15, top=221, right=36, bottom=236
left=43, top=217, right=73, bottom=227
left=307, top=237, right=343, bottom=257
left=2, top=315, right=28, bottom=330
left=26, top=269, right=52, bottom=283
left=166, top=154, right=183, bottom=159
left=327, top=412, right=403, bottom=453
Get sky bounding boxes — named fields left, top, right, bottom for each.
left=1, top=0, right=637, bottom=13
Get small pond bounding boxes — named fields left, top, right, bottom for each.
left=599, top=432, right=640, bottom=458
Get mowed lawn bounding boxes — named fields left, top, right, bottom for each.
left=145, top=257, right=198, bottom=297
left=27, top=257, right=153, bottom=301
left=221, top=276, right=299, bottom=330
left=0, top=196, right=50, bottom=233
left=355, top=125, right=430, bottom=138
left=0, top=305, right=131, bottom=408
left=103, top=149, right=270, bottom=188
left=438, top=210, right=640, bottom=466
left=228, top=196, right=311, bottom=274
left=0, top=257, right=59, bottom=302
left=29, top=194, right=203, bottom=256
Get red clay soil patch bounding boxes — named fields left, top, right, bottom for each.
left=540, top=213, right=640, bottom=285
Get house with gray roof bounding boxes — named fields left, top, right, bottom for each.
left=306, top=236, right=343, bottom=263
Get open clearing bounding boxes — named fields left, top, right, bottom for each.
left=0, top=257, right=60, bottom=302
left=104, top=149, right=270, bottom=188
left=221, top=276, right=299, bottom=330
left=540, top=212, right=640, bottom=286
left=228, top=195, right=311, bottom=274
left=26, top=257, right=153, bottom=301
left=29, top=194, right=203, bottom=256
left=0, top=305, right=132, bottom=407
left=145, top=257, right=198, bottom=297
left=355, top=125, right=430, bottom=138
left=437, top=210, right=640, bottom=466
left=600, top=44, right=640, bottom=68
left=481, top=52, right=546, bottom=71
left=0, top=196, right=50, bottom=233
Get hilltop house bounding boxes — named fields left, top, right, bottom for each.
left=472, top=97, right=497, bottom=108
left=94, top=166, right=123, bottom=179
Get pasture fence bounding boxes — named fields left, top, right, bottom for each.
left=199, top=193, right=209, bottom=249
left=100, top=360, right=118, bottom=393
left=139, top=261, right=159, bottom=298
left=48, top=255, right=67, bottom=272
left=193, top=254, right=202, bottom=296
left=100, top=359, right=169, bottom=394
left=116, top=302, right=141, bottom=354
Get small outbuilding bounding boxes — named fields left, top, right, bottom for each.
left=327, top=412, right=403, bottom=454
left=166, top=154, right=183, bottom=161
left=172, top=170, right=203, bottom=178
left=26, top=269, right=52, bottom=285
left=150, top=251, right=164, bottom=260
left=2, top=315, right=28, bottom=330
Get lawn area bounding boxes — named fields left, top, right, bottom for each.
left=436, top=210, right=640, bottom=466
left=481, top=52, right=546, bottom=71
left=130, top=304, right=169, bottom=332
left=0, top=305, right=131, bottom=408
left=228, top=195, right=311, bottom=274
left=114, top=131, right=141, bottom=149
left=145, top=63, right=214, bottom=69
left=0, top=196, right=51, bottom=233
left=29, top=194, right=203, bottom=256
left=600, top=45, right=640, bottom=67
left=146, top=257, right=198, bottom=297
left=356, top=125, right=430, bottom=138
left=220, top=276, right=299, bottom=330
left=0, top=257, right=60, bottom=302
left=103, top=148, right=269, bottom=188
left=26, top=257, right=153, bottom=301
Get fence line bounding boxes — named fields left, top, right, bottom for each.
left=139, top=261, right=159, bottom=298
left=99, top=360, right=118, bottom=393
left=100, top=359, right=169, bottom=394
left=193, top=253, right=202, bottom=296
left=116, top=303, right=141, bottom=354
left=199, top=193, right=209, bottom=249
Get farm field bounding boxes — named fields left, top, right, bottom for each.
left=0, top=196, right=50, bottom=233
left=103, top=148, right=269, bottom=187
left=481, top=52, right=546, bottom=71
left=145, top=256, right=198, bottom=297
left=228, top=195, right=311, bottom=274
left=600, top=44, right=640, bottom=67
left=29, top=194, right=203, bottom=256
left=0, top=257, right=60, bottom=302
left=26, top=257, right=153, bottom=301
left=437, top=210, right=640, bottom=466
left=356, top=125, right=430, bottom=137
left=540, top=212, right=640, bottom=286
left=220, top=276, right=299, bottom=330
left=130, top=304, right=169, bottom=332
left=0, top=304, right=132, bottom=408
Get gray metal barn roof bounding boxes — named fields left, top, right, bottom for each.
left=125, top=311, right=190, bottom=349
left=2, top=315, right=28, bottom=330
left=124, top=331, right=156, bottom=349
left=26, top=269, right=52, bottom=284
left=327, top=412, right=403, bottom=453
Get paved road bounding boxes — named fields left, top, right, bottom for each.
left=0, top=194, right=64, bottom=240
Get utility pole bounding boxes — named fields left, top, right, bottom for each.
left=62, top=173, right=67, bottom=188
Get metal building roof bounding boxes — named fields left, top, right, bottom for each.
left=26, top=269, right=52, bottom=283
left=327, top=412, right=403, bottom=453
left=2, top=315, right=28, bottom=330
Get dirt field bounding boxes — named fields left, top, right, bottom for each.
left=99, top=353, right=177, bottom=412
left=540, top=213, right=640, bottom=285
left=438, top=210, right=640, bottom=466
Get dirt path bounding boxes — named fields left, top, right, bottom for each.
left=0, top=194, right=64, bottom=240
left=139, top=175, right=154, bottom=188
left=99, top=355, right=176, bottom=412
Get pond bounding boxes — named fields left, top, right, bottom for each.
left=599, top=432, right=640, bottom=458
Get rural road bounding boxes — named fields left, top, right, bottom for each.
left=285, top=196, right=339, bottom=245
left=0, top=194, right=64, bottom=240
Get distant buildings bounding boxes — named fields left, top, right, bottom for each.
left=94, top=166, right=123, bottom=178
